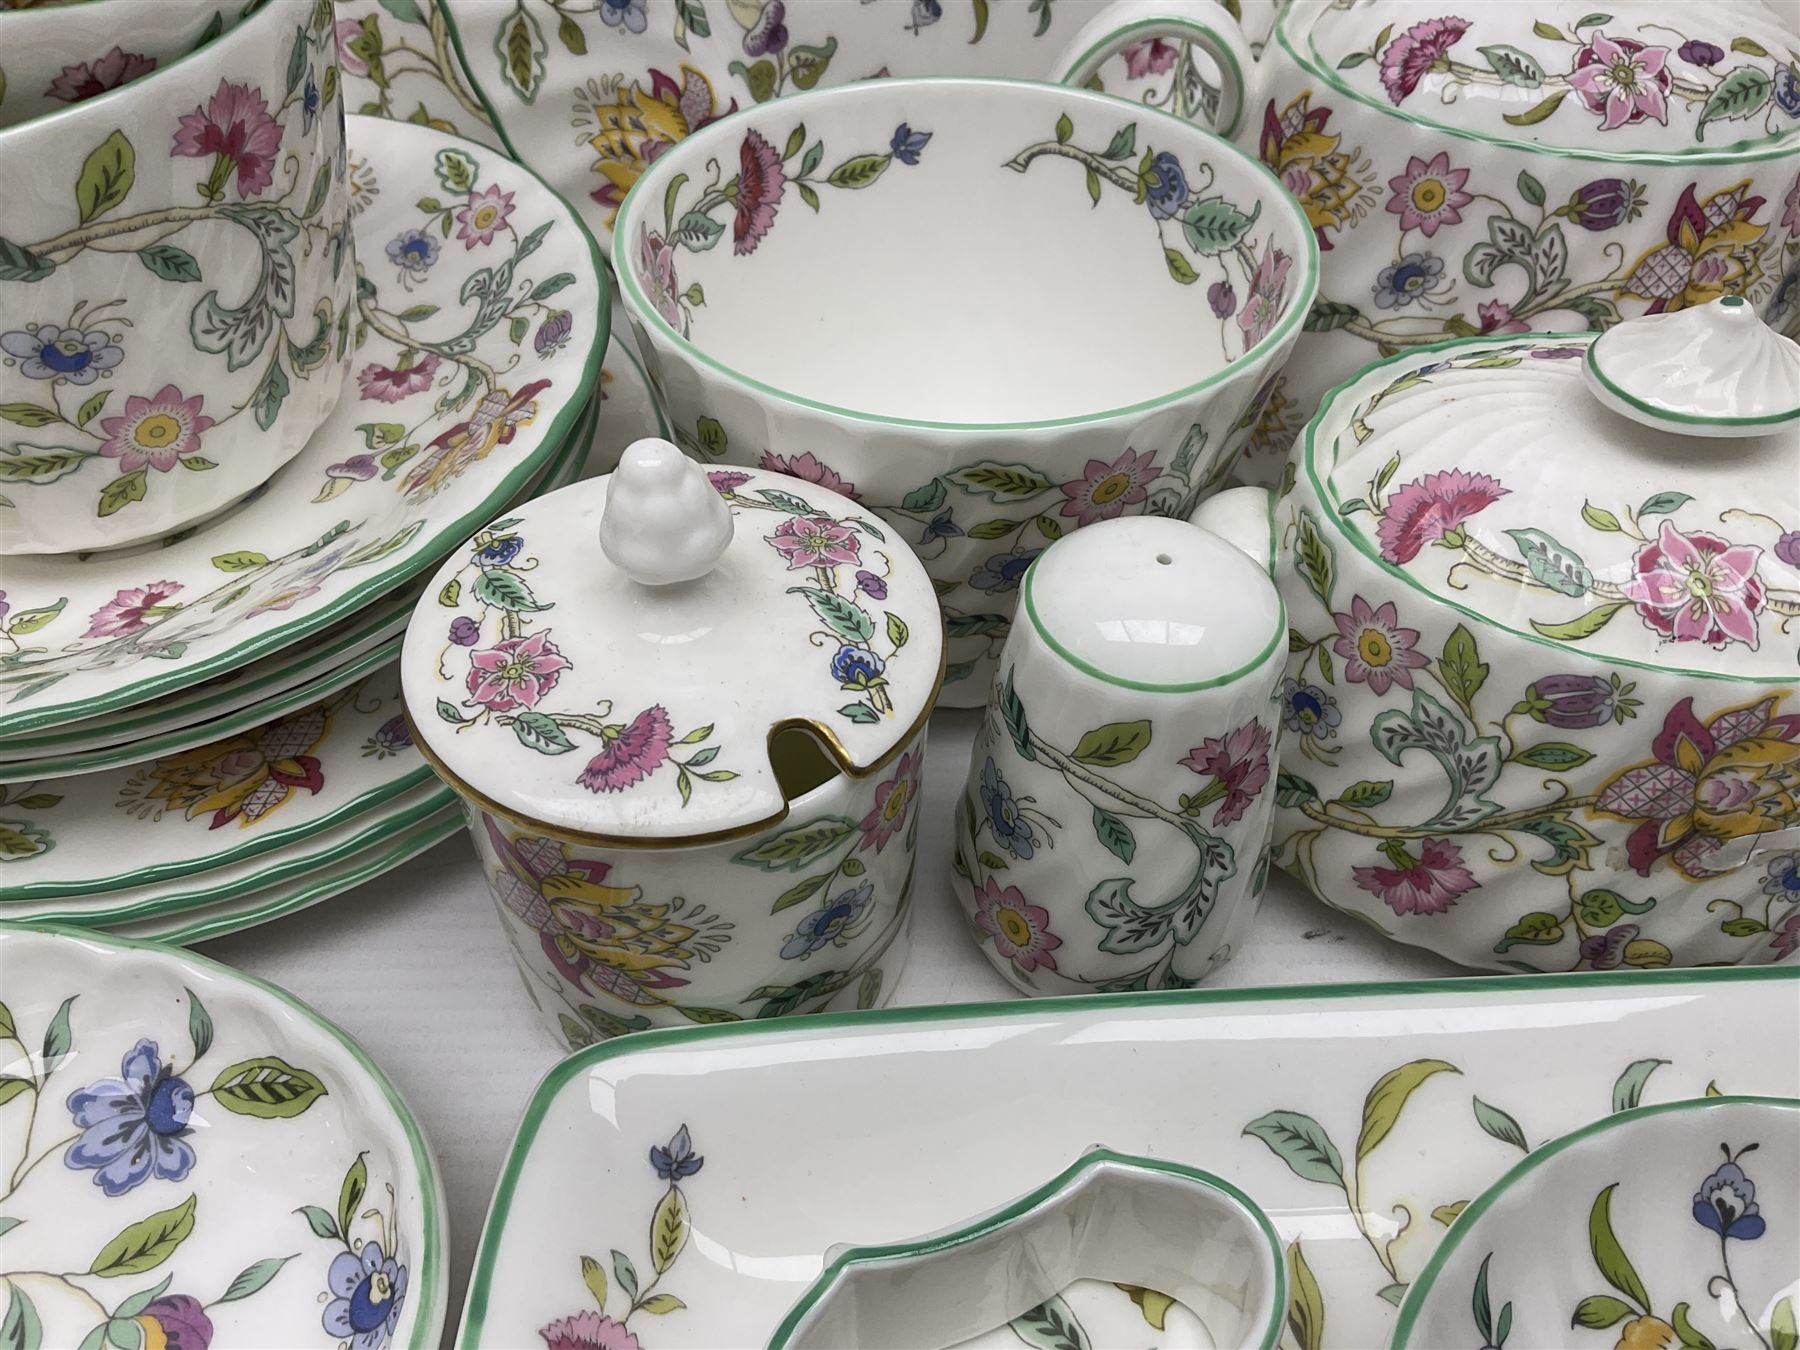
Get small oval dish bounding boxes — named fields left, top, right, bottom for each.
left=0, top=923, right=447, bottom=1349
left=1392, top=1095, right=1799, bottom=1350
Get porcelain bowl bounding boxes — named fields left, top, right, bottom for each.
left=0, top=0, right=353, bottom=554
left=614, top=76, right=1315, bottom=702
left=0, top=0, right=245, bottom=130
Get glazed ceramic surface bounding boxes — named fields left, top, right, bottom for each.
left=332, top=0, right=502, bottom=148
left=456, top=966, right=1800, bottom=1349
left=0, top=924, right=446, bottom=1349
left=0, top=113, right=605, bottom=739
left=404, top=447, right=941, bottom=1047
left=952, top=491, right=1286, bottom=994
left=0, top=0, right=354, bottom=553
left=613, top=76, right=1313, bottom=701
left=1394, top=1097, right=1800, bottom=1350
left=1223, top=0, right=1800, bottom=483
left=1268, top=315, right=1800, bottom=972
left=0, top=0, right=244, bottom=130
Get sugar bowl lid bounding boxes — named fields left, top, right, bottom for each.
left=1312, top=299, right=1800, bottom=679
left=401, top=440, right=943, bottom=843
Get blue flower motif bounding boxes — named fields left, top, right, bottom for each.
left=1693, top=1156, right=1764, bottom=1241
left=832, top=644, right=885, bottom=688
left=0, top=323, right=124, bottom=385
left=323, top=1239, right=409, bottom=1350
left=1764, top=851, right=1800, bottom=899
left=1143, top=151, right=1188, bottom=220
left=907, top=0, right=941, bottom=31
left=1775, top=63, right=1800, bottom=117
left=65, top=1039, right=196, bottom=1196
left=1373, top=252, right=1446, bottom=309
left=980, top=757, right=1035, bottom=860
left=600, top=0, right=648, bottom=32
left=920, top=509, right=962, bottom=544
left=969, top=549, right=1042, bottom=594
left=651, top=1124, right=703, bottom=1180
left=890, top=124, right=932, bottom=165
left=475, top=534, right=525, bottom=566
left=782, top=883, right=874, bottom=957
left=302, top=69, right=320, bottom=135
left=385, top=229, right=440, bottom=278
left=1281, top=678, right=1341, bottom=742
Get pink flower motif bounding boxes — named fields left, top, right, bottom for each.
left=466, top=630, right=572, bottom=712
left=1376, top=469, right=1509, bottom=563
left=1476, top=300, right=1530, bottom=334
left=1332, top=595, right=1429, bottom=695
left=1385, top=151, right=1471, bottom=237
left=759, top=451, right=858, bottom=501
left=46, top=47, right=157, bottom=104
left=172, top=80, right=284, bottom=199
left=357, top=353, right=440, bottom=403
left=1121, top=38, right=1179, bottom=80
left=1620, top=520, right=1765, bottom=650
left=769, top=515, right=861, bottom=569
left=1771, top=910, right=1800, bottom=960
left=733, top=129, right=786, bottom=255
left=858, top=749, right=918, bottom=852
left=334, top=19, right=370, bottom=78
left=455, top=184, right=516, bottom=249
left=1353, top=838, right=1479, bottom=916
left=1058, top=448, right=1159, bottom=528
left=707, top=470, right=750, bottom=494
left=83, top=581, right=183, bottom=638
left=1567, top=33, right=1673, bottom=131
left=578, top=705, right=673, bottom=794
left=1238, top=241, right=1292, bottom=348
left=1378, top=16, right=1470, bottom=104
left=1178, top=719, right=1272, bottom=827
left=638, top=225, right=685, bottom=334
left=97, top=385, right=214, bottom=473
left=971, top=876, right=1062, bottom=973
left=539, top=1311, right=642, bottom=1350
left=1783, top=171, right=1800, bottom=236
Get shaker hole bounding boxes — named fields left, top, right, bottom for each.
left=1155, top=553, right=1173, bottom=565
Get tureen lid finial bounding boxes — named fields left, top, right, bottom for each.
left=1584, top=297, right=1800, bottom=439
left=598, top=437, right=734, bottom=585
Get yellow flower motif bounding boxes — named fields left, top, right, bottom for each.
left=124, top=706, right=331, bottom=830
left=1615, top=1315, right=1676, bottom=1350
left=573, top=66, right=732, bottom=227
left=1258, top=91, right=1374, bottom=246
left=1620, top=179, right=1771, bottom=314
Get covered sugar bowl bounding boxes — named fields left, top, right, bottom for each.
left=402, top=439, right=943, bottom=1047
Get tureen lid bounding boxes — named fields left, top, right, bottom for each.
left=1310, top=300, right=1800, bottom=678
left=401, top=439, right=942, bottom=843
left=1294, top=0, right=1800, bottom=156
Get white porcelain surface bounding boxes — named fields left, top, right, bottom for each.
left=0, top=113, right=605, bottom=738
left=0, top=924, right=446, bottom=1350
left=0, top=0, right=354, bottom=552
left=1394, top=1097, right=1800, bottom=1350
left=455, top=965, right=1800, bottom=1349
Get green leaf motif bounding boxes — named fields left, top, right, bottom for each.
left=770, top=873, right=829, bottom=914
left=1696, top=66, right=1772, bottom=139
left=949, top=461, right=1054, bottom=499
left=185, top=989, right=212, bottom=1061
left=579, top=1254, right=607, bottom=1310
left=1092, top=807, right=1135, bottom=863
left=671, top=210, right=725, bottom=250
left=1587, top=1183, right=1651, bottom=1312
left=512, top=711, right=576, bottom=755
left=0, top=404, right=61, bottom=428
left=1504, top=89, right=1569, bottom=125
left=218, top=1255, right=293, bottom=1304
left=1286, top=1241, right=1324, bottom=1350
left=1437, top=624, right=1488, bottom=716
left=1002, top=671, right=1033, bottom=761
left=1769, top=1296, right=1796, bottom=1350
left=1274, top=770, right=1319, bottom=808
left=1243, top=1110, right=1345, bottom=1189
left=98, top=466, right=148, bottom=518
left=1531, top=601, right=1626, bottom=642
left=472, top=569, right=548, bottom=613
left=611, top=1249, right=639, bottom=1302
left=1181, top=195, right=1259, bottom=255
left=1163, top=247, right=1198, bottom=285
left=209, top=1057, right=327, bottom=1119
left=1513, top=741, right=1593, bottom=770
left=900, top=478, right=946, bottom=513
left=1071, top=720, right=1151, bottom=767
left=337, top=1153, right=367, bottom=1240
left=1479, top=44, right=1545, bottom=86
left=1506, top=527, right=1592, bottom=597
left=1358, top=1059, right=1459, bottom=1162
left=1581, top=501, right=1623, bottom=533
left=1333, top=779, right=1393, bottom=808
left=1573, top=1295, right=1636, bottom=1329
left=1009, top=1294, right=1090, bottom=1350
left=1294, top=510, right=1335, bottom=609
left=75, top=130, right=135, bottom=225
left=1611, top=1058, right=1667, bottom=1113
left=650, top=1185, right=688, bottom=1273
left=1496, top=910, right=1563, bottom=952
left=0, top=446, right=89, bottom=485
left=1472, top=1095, right=1528, bottom=1151
left=786, top=38, right=836, bottom=89
left=838, top=703, right=879, bottom=724
left=89, top=1196, right=197, bottom=1277
left=139, top=246, right=201, bottom=283
left=495, top=0, right=547, bottom=103
left=1304, top=298, right=1363, bottom=332
left=733, top=816, right=855, bottom=871
left=786, top=586, right=874, bottom=643
left=1, top=1286, right=41, bottom=1350
left=41, top=996, right=74, bottom=1069
left=1637, top=491, right=1692, bottom=518
left=1101, top=123, right=1137, bottom=160
left=296, top=1205, right=338, bottom=1240
left=825, top=154, right=891, bottom=189
left=0, top=237, right=54, bottom=283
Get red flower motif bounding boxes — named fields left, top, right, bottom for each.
left=1567, top=33, right=1673, bottom=131
left=733, top=129, right=786, bottom=255
left=1331, top=595, right=1429, bottom=694
left=1178, top=719, right=1272, bottom=827
left=46, top=47, right=156, bottom=104
left=83, top=581, right=183, bottom=638
left=465, top=631, right=572, bottom=712
left=1375, top=469, right=1509, bottom=563
left=578, top=706, right=674, bottom=794
left=971, top=876, right=1062, bottom=973
left=1620, top=520, right=1765, bottom=650
left=769, top=516, right=861, bottom=570
left=357, top=353, right=441, bottom=403
left=1058, top=448, right=1159, bottom=528
left=172, top=80, right=284, bottom=199
left=1353, top=837, right=1479, bottom=915
left=1122, top=38, right=1178, bottom=80
left=759, top=450, right=858, bottom=501
left=859, top=749, right=918, bottom=852
left=1378, top=16, right=1470, bottom=104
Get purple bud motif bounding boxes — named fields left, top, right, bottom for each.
left=1579, top=923, right=1639, bottom=969
left=1208, top=280, right=1238, bottom=319
left=855, top=570, right=888, bottom=600
left=1678, top=39, right=1724, bottom=67
left=1776, top=531, right=1800, bottom=568
left=744, top=0, right=788, bottom=55
left=1563, top=178, right=1644, bottom=232
left=449, top=615, right=480, bottom=646
left=1526, top=673, right=1623, bottom=729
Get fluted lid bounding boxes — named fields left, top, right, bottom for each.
left=401, top=439, right=942, bottom=841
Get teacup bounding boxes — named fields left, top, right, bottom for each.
left=0, top=0, right=353, bottom=554
left=0, top=0, right=246, bottom=130
left=613, top=76, right=1315, bottom=702
left=951, top=486, right=1284, bottom=993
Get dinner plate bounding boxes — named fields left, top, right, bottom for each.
left=0, top=113, right=607, bottom=737
left=0, top=924, right=448, bottom=1349
left=458, top=966, right=1800, bottom=1349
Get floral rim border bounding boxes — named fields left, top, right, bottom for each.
left=1389, top=1094, right=1800, bottom=1347
left=1061, top=16, right=1250, bottom=141
left=1282, top=10, right=1800, bottom=165
left=0, top=114, right=611, bottom=740
left=1583, top=334, right=1800, bottom=429
left=1019, top=501, right=1285, bottom=692
left=608, top=76, right=1319, bottom=433
left=0, top=917, right=449, bottom=1348
left=1305, top=329, right=1796, bottom=685
left=766, top=1147, right=1287, bottom=1350
left=456, top=964, right=1800, bottom=1346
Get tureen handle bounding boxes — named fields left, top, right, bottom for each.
left=1583, top=296, right=1800, bottom=440
left=599, top=437, right=734, bottom=586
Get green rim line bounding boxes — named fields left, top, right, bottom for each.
left=1302, top=330, right=1798, bottom=685
left=768, top=1147, right=1286, bottom=1349
left=17, top=785, right=456, bottom=926
left=0, top=115, right=611, bottom=738
left=1062, top=16, right=1248, bottom=141
left=1279, top=10, right=1800, bottom=165
left=612, top=75, right=1319, bottom=433
left=0, top=918, right=449, bottom=1350
left=1584, top=338, right=1800, bottom=428
left=1390, top=1094, right=1800, bottom=1347
left=456, top=963, right=1798, bottom=1343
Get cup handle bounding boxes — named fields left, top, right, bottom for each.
left=1189, top=485, right=1274, bottom=572
left=1051, top=0, right=1262, bottom=141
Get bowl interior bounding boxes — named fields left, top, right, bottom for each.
left=621, top=80, right=1310, bottom=425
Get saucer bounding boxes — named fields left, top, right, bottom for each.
left=0, top=924, right=447, bottom=1349
left=0, top=113, right=606, bottom=737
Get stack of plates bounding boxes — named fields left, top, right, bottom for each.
left=0, top=113, right=670, bottom=944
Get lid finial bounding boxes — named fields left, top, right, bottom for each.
left=599, top=438, right=734, bottom=586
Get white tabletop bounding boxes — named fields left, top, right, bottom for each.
left=200, top=706, right=1462, bottom=1338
